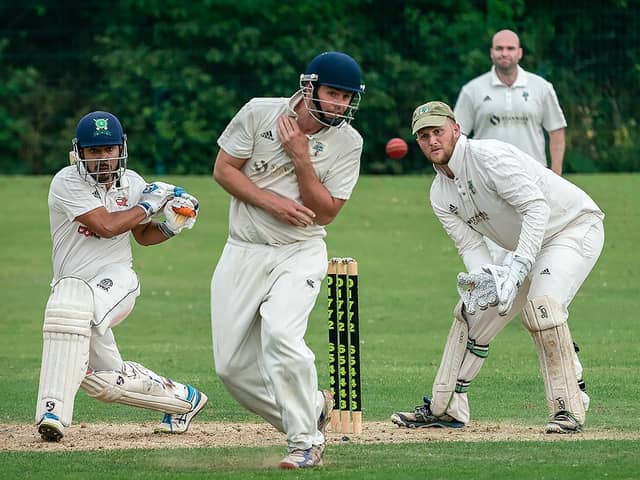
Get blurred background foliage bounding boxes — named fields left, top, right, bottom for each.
left=1, top=0, right=638, bottom=175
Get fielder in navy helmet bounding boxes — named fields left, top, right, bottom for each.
left=211, top=51, right=366, bottom=469
left=300, top=51, right=365, bottom=127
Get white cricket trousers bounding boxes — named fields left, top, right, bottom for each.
left=441, top=214, right=605, bottom=423
left=210, top=237, right=328, bottom=450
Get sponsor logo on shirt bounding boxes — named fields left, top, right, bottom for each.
left=540, top=268, right=551, bottom=275
left=116, top=196, right=129, bottom=207
left=271, top=163, right=295, bottom=177
left=449, top=204, right=459, bottom=215
left=522, top=91, right=529, bottom=102
left=466, top=211, right=490, bottom=226
left=483, top=95, right=492, bottom=102
left=489, top=114, right=529, bottom=126
left=252, top=160, right=268, bottom=173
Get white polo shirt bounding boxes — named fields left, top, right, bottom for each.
left=48, top=166, right=147, bottom=282
left=454, top=65, right=566, bottom=167
left=430, top=135, right=603, bottom=271
left=217, top=91, right=363, bottom=245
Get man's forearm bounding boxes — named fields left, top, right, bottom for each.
left=548, top=128, right=565, bottom=175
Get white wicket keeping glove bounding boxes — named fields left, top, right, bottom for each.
left=161, top=196, right=198, bottom=235
left=482, top=256, right=532, bottom=316
left=456, top=270, right=499, bottom=315
left=137, top=181, right=179, bottom=218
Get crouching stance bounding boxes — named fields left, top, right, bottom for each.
left=36, top=111, right=207, bottom=442
left=391, top=101, right=604, bottom=434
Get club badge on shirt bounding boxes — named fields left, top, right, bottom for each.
left=311, top=140, right=325, bottom=156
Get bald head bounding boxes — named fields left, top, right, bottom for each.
left=490, top=29, right=523, bottom=76
left=492, top=29, right=520, bottom=48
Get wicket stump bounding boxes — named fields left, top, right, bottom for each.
left=327, top=257, right=362, bottom=434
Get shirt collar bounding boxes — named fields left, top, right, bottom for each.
left=287, top=90, right=304, bottom=118
left=434, top=134, right=468, bottom=179
left=490, top=65, right=528, bottom=87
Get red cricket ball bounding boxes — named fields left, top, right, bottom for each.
left=385, top=138, right=408, bottom=160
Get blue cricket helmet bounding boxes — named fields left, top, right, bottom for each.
left=71, top=111, right=128, bottom=185
left=74, top=111, right=125, bottom=148
left=303, top=51, right=365, bottom=94
left=300, top=51, right=365, bottom=127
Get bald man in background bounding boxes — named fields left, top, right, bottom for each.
left=454, top=29, right=567, bottom=176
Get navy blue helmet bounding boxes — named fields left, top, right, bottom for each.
left=300, top=51, right=365, bottom=126
left=71, top=111, right=128, bottom=185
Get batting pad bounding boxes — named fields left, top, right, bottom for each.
left=431, top=301, right=469, bottom=416
left=522, top=296, right=585, bottom=424
left=36, top=277, right=93, bottom=426
left=81, top=361, right=192, bottom=414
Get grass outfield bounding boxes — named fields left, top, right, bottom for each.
left=0, top=174, right=638, bottom=478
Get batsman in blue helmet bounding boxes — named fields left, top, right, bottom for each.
left=210, top=51, right=365, bottom=469
left=35, top=111, right=208, bottom=443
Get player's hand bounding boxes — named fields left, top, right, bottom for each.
left=456, top=270, right=499, bottom=315
left=138, top=181, right=178, bottom=218
left=176, top=191, right=199, bottom=211
left=482, top=256, right=531, bottom=316
left=277, top=115, right=310, bottom=164
left=162, top=196, right=198, bottom=235
left=267, top=192, right=316, bottom=227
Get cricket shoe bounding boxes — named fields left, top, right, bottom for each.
left=545, top=411, right=583, bottom=434
left=38, top=413, right=64, bottom=442
left=391, top=397, right=465, bottom=429
left=318, top=390, right=334, bottom=434
left=279, top=444, right=324, bottom=469
left=155, top=384, right=208, bottom=434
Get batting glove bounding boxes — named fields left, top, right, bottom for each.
left=161, top=197, right=198, bottom=235
left=137, top=181, right=179, bottom=218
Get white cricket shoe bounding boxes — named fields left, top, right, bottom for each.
left=279, top=444, right=324, bottom=469
left=38, top=413, right=64, bottom=442
left=155, top=384, right=208, bottom=434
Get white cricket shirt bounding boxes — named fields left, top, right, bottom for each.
left=48, top=166, right=147, bottom=282
left=217, top=91, right=363, bottom=245
left=454, top=66, right=566, bottom=166
left=430, top=135, right=603, bottom=271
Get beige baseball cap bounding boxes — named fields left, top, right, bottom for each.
left=411, top=101, right=455, bottom=134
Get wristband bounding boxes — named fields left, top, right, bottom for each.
left=158, top=222, right=175, bottom=238
left=137, top=202, right=153, bottom=218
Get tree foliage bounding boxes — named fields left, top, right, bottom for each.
left=1, top=0, right=638, bottom=175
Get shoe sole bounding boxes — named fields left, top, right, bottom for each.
left=39, top=423, right=63, bottom=442
left=391, top=414, right=464, bottom=429
left=279, top=459, right=323, bottom=469
left=545, top=422, right=583, bottom=434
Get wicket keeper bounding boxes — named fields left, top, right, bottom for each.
left=391, top=101, right=604, bottom=433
